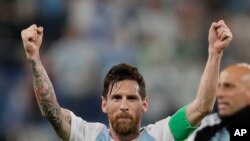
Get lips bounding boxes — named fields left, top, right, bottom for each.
left=117, top=117, right=131, bottom=122
left=116, top=113, right=133, bottom=120
left=218, top=101, right=230, bottom=110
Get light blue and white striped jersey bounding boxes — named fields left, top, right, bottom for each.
left=69, top=111, right=174, bottom=141
left=69, top=105, right=196, bottom=141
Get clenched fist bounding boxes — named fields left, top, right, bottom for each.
left=21, top=24, right=44, bottom=60
left=208, top=20, right=233, bottom=54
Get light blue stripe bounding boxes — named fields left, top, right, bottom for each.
left=211, top=128, right=229, bottom=141
left=96, top=127, right=110, bottom=141
left=139, top=129, right=156, bottom=141
left=95, top=127, right=156, bottom=141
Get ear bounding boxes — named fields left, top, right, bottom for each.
left=101, top=96, right=107, bottom=113
left=142, top=97, right=149, bottom=113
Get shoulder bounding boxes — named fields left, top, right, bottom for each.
left=145, top=117, right=171, bottom=130
left=69, top=110, right=108, bottom=141
left=140, top=117, right=174, bottom=141
left=70, top=110, right=105, bottom=126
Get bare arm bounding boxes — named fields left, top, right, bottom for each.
left=21, top=25, right=71, bottom=141
left=187, top=20, right=233, bottom=126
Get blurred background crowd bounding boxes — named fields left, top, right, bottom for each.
left=0, top=0, right=249, bottom=140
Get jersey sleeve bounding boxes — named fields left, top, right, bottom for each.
left=144, top=117, right=175, bottom=141
left=168, top=105, right=197, bottom=141
left=69, top=111, right=107, bottom=141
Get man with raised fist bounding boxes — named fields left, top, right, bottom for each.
left=21, top=20, right=232, bottom=141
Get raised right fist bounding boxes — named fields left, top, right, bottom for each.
left=21, top=24, right=43, bottom=59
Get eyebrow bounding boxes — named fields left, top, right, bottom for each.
left=108, top=81, right=122, bottom=96
left=109, top=93, right=140, bottom=98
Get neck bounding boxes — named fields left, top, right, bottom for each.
left=109, top=128, right=140, bottom=141
left=220, top=106, right=250, bottom=125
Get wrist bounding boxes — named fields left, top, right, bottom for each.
left=27, top=54, right=41, bottom=65
left=208, top=46, right=224, bottom=57
left=208, top=50, right=223, bottom=62
left=26, top=52, right=40, bottom=61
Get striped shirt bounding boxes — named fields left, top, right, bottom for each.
left=69, top=106, right=196, bottom=141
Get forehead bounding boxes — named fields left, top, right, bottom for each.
left=219, top=68, right=250, bottom=86
left=220, top=71, right=242, bottom=83
left=108, top=80, right=140, bottom=96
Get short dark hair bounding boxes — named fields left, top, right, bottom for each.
left=103, top=63, right=146, bottom=99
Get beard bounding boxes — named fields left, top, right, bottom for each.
left=109, top=112, right=140, bottom=136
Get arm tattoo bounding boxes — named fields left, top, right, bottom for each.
left=29, top=59, right=62, bottom=131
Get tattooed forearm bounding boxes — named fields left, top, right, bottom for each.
left=39, top=99, right=62, bottom=130
left=28, top=59, right=62, bottom=130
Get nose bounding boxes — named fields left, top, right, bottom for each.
left=217, top=87, right=226, bottom=99
left=120, top=98, right=129, bottom=112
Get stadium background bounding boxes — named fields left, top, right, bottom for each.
left=0, top=0, right=249, bottom=140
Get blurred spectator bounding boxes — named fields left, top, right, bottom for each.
left=0, top=0, right=249, bottom=140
